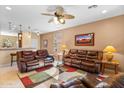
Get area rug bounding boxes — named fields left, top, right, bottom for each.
left=17, top=65, right=86, bottom=88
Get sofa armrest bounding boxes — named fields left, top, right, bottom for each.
left=17, top=59, right=27, bottom=73
left=50, top=83, right=62, bottom=88
left=35, top=55, right=41, bottom=61
left=95, top=82, right=110, bottom=88
left=79, top=76, right=94, bottom=88
left=47, top=55, right=54, bottom=61
left=19, top=58, right=26, bottom=62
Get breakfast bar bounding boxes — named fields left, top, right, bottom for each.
left=0, top=48, right=36, bottom=66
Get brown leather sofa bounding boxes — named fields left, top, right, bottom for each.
left=17, top=51, right=39, bottom=73
left=50, top=73, right=124, bottom=88
left=64, top=49, right=103, bottom=73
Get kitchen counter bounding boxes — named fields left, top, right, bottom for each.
left=0, top=47, right=36, bottom=66
left=0, top=47, right=35, bottom=51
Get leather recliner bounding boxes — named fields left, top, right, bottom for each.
left=17, top=51, right=39, bottom=73
left=36, top=49, right=54, bottom=66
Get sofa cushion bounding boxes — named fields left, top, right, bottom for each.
left=81, top=61, right=95, bottom=67
left=72, top=59, right=81, bottom=64
left=22, top=51, right=33, bottom=55
left=77, top=54, right=86, bottom=60
left=87, top=51, right=98, bottom=56
left=78, top=50, right=87, bottom=55
left=22, top=51, right=35, bottom=60
left=87, top=55, right=97, bottom=59
left=86, top=51, right=98, bottom=62
left=64, top=58, right=72, bottom=63
left=69, top=54, right=77, bottom=58
left=37, top=50, right=48, bottom=58
left=70, top=49, right=78, bottom=54
left=26, top=62, right=39, bottom=67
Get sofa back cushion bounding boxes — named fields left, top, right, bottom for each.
left=77, top=50, right=87, bottom=60
left=22, top=51, right=35, bottom=61
left=78, top=50, right=87, bottom=55
left=69, top=49, right=78, bottom=54
left=37, top=49, right=48, bottom=58
left=86, top=51, right=98, bottom=62
left=69, top=49, right=78, bottom=58
left=65, top=49, right=103, bottom=62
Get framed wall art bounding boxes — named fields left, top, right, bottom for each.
left=75, top=33, right=94, bottom=46
left=43, top=39, right=48, bottom=48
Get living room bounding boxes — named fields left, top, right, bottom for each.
left=0, top=1, right=124, bottom=92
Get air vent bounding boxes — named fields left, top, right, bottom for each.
left=88, top=5, right=98, bottom=9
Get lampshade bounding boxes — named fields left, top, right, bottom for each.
left=103, top=45, right=117, bottom=53
left=61, top=44, right=67, bottom=50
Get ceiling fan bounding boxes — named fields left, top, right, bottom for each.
left=41, top=6, right=75, bottom=24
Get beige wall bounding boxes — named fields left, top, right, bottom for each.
left=40, top=15, right=124, bottom=71
left=22, top=32, right=40, bottom=49
left=40, top=32, right=54, bottom=53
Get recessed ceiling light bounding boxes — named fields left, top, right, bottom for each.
left=102, top=10, right=107, bottom=14
left=5, top=6, right=12, bottom=10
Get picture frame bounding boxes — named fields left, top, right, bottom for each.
left=43, top=39, right=48, bottom=48
left=75, top=33, right=94, bottom=46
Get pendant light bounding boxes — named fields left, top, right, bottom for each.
left=28, top=26, right=31, bottom=38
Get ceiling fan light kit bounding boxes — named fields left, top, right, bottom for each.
left=54, top=17, right=59, bottom=24
left=58, top=18, right=65, bottom=24
left=41, top=6, right=75, bottom=24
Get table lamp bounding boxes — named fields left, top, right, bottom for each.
left=61, top=44, right=67, bottom=55
left=103, top=45, right=117, bottom=61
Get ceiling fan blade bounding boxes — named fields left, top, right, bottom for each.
left=56, top=6, right=64, bottom=15
left=41, top=13, right=54, bottom=16
left=63, top=14, right=75, bottom=19
left=48, top=18, right=54, bottom=23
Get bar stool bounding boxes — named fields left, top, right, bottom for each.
left=10, top=53, right=17, bottom=66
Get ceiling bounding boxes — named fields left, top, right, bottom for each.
left=0, top=5, right=124, bottom=35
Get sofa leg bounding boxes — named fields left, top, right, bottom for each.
left=26, top=68, right=27, bottom=72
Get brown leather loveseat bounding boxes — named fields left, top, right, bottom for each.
left=64, top=49, right=103, bottom=73
left=17, top=49, right=54, bottom=73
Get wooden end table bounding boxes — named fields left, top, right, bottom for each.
left=57, top=53, right=63, bottom=61
left=101, top=60, right=119, bottom=74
